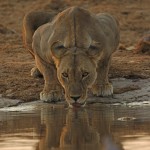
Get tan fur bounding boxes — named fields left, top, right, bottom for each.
left=23, top=7, right=120, bottom=107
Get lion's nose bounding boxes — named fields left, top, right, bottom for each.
left=71, top=96, right=81, bottom=102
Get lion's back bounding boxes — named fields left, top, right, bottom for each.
left=96, top=13, right=120, bottom=51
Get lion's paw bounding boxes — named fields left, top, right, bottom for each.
left=40, top=90, right=64, bottom=102
left=31, top=67, right=43, bottom=78
left=91, top=83, right=113, bottom=97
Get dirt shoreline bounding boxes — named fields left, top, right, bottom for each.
left=0, top=0, right=150, bottom=102
left=0, top=78, right=149, bottom=108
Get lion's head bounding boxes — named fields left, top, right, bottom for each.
left=51, top=41, right=102, bottom=107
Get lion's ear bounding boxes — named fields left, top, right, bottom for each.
left=51, top=41, right=67, bottom=58
left=87, top=41, right=103, bottom=58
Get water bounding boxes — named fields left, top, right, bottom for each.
left=0, top=104, right=150, bottom=150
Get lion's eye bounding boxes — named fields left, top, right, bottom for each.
left=56, top=45, right=65, bottom=50
left=82, top=72, right=89, bottom=78
left=62, top=72, right=68, bottom=78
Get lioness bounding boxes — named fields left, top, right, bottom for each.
left=23, top=7, right=120, bottom=107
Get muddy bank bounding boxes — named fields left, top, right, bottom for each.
left=0, top=78, right=149, bottom=109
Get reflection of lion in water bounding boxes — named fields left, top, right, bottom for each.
left=38, top=109, right=121, bottom=150
left=23, top=7, right=119, bottom=107
left=59, top=110, right=101, bottom=150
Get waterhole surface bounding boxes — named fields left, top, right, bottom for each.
left=0, top=103, right=150, bottom=150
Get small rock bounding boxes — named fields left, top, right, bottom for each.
left=5, top=89, right=13, bottom=94
left=126, top=46, right=135, bottom=51
left=117, top=117, right=136, bottom=121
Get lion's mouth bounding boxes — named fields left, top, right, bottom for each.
left=69, top=102, right=86, bottom=108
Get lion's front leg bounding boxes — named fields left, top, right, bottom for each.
left=40, top=83, right=64, bottom=102
left=91, top=56, right=113, bottom=97
left=35, top=56, right=64, bottom=102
